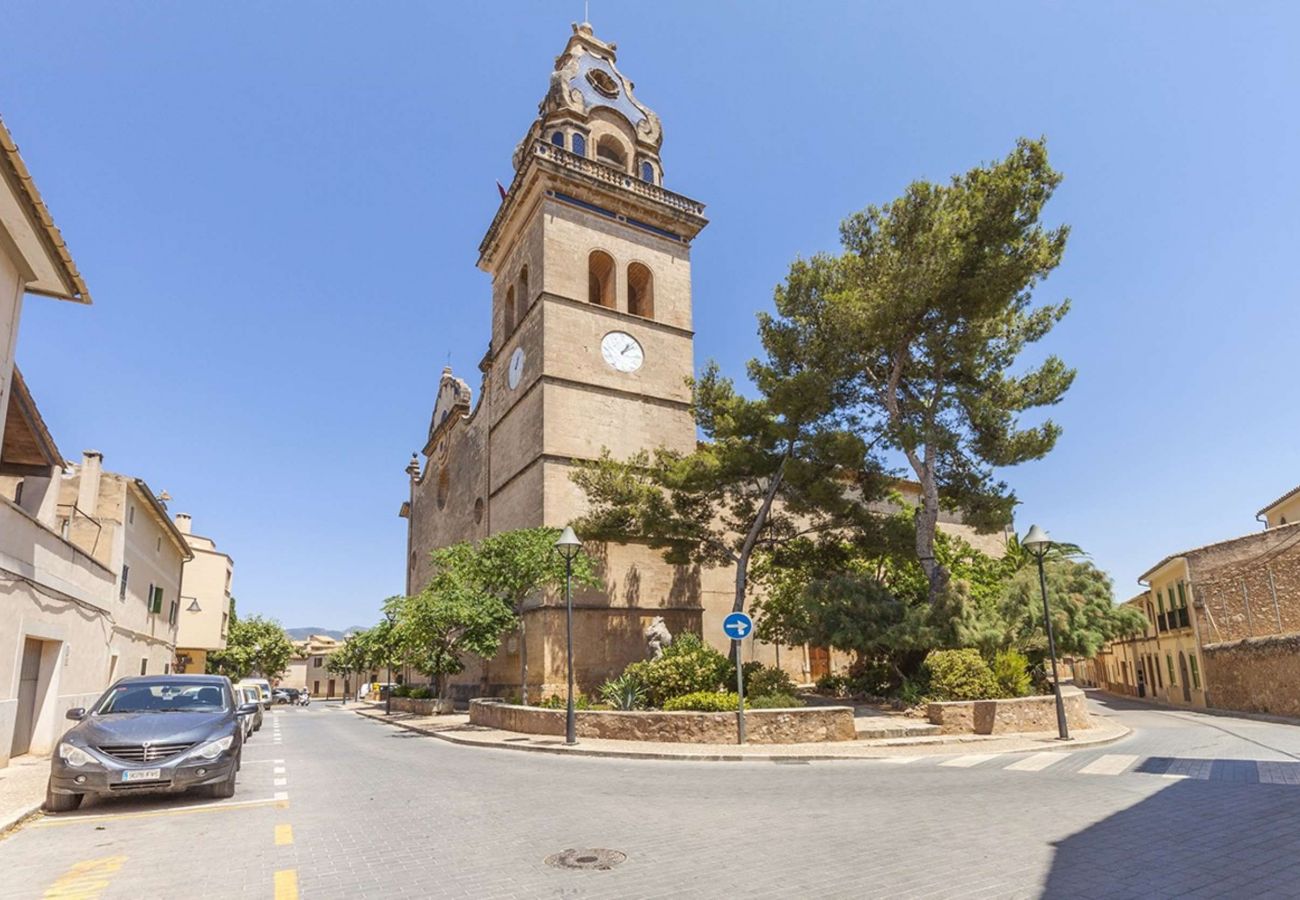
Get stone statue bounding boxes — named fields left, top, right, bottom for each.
left=644, top=616, right=673, bottom=659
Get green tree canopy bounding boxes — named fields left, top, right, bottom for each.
left=207, top=614, right=294, bottom=682
left=998, top=558, right=1148, bottom=659
left=777, top=137, right=1075, bottom=606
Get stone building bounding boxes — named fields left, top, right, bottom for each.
left=281, top=634, right=357, bottom=698
left=1090, top=483, right=1300, bottom=717
left=171, top=512, right=233, bottom=675
left=401, top=24, right=1008, bottom=701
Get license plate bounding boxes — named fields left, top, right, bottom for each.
left=122, top=768, right=162, bottom=782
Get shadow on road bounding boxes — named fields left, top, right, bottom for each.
left=1043, top=776, right=1300, bottom=898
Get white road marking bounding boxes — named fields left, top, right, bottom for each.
left=274, top=778, right=287, bottom=786
left=939, top=754, right=998, bottom=768
left=274, top=791, right=289, bottom=801
left=274, top=766, right=286, bottom=774
left=1004, top=752, right=1070, bottom=772
left=877, top=756, right=918, bottom=764
left=1079, top=754, right=1139, bottom=775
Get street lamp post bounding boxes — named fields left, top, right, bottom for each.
left=384, top=608, right=396, bottom=716
left=554, top=526, right=583, bottom=746
left=1023, top=524, right=1070, bottom=741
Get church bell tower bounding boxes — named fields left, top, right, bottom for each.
left=406, top=23, right=710, bottom=697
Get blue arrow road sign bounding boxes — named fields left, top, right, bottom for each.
left=722, top=612, right=753, bottom=640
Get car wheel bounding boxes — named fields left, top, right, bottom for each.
left=206, top=763, right=238, bottom=800
left=44, top=782, right=82, bottom=813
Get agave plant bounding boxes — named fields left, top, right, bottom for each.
left=598, top=672, right=648, bottom=711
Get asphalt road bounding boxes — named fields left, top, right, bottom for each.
left=3, top=693, right=1300, bottom=899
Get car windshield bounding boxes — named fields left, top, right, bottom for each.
left=94, top=682, right=228, bottom=714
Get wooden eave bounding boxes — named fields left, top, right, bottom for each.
left=0, top=367, right=64, bottom=474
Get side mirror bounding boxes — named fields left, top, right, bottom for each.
left=237, top=702, right=259, bottom=716
left=65, top=707, right=87, bottom=721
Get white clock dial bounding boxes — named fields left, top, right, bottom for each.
left=507, top=347, right=525, bottom=389
left=601, top=331, right=644, bottom=373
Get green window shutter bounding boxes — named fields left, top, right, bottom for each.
left=1157, top=592, right=1166, bottom=613
left=1167, top=654, right=1176, bottom=683
left=1189, top=656, right=1200, bottom=689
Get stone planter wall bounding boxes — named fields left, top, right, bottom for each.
left=469, top=699, right=856, bottom=744
left=926, top=686, right=1090, bottom=735
left=390, top=696, right=456, bottom=716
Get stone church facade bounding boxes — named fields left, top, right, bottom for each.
left=402, top=24, right=1006, bottom=700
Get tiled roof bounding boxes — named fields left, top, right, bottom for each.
left=0, top=115, right=91, bottom=303
left=1257, top=484, right=1300, bottom=519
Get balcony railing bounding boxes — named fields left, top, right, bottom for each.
left=530, top=140, right=706, bottom=216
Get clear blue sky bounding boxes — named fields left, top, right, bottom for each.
left=4, top=2, right=1297, bottom=629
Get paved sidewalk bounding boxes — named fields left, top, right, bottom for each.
left=0, top=754, right=48, bottom=835
left=351, top=703, right=1129, bottom=761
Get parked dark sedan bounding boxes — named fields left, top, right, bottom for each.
left=46, top=675, right=256, bottom=812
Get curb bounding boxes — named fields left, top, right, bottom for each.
left=0, top=804, right=43, bottom=841
left=354, top=708, right=1133, bottom=763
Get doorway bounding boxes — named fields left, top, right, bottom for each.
left=327, top=679, right=336, bottom=698
left=10, top=638, right=46, bottom=758
left=1135, top=660, right=1146, bottom=698
left=1178, top=652, right=1191, bottom=702
left=808, top=646, right=830, bottom=682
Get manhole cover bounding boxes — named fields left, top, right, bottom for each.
left=545, top=848, right=627, bottom=870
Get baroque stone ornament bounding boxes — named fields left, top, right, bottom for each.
left=644, top=616, right=673, bottom=659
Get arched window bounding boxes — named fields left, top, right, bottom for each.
left=641, top=161, right=655, bottom=184
left=627, top=262, right=653, bottom=318
left=596, top=135, right=627, bottom=170
left=516, top=266, right=530, bottom=324
left=572, top=133, right=587, bottom=157
left=588, top=251, right=615, bottom=308
left=504, top=285, right=516, bottom=334
left=550, top=131, right=565, bottom=148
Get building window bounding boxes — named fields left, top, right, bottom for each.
left=148, top=585, right=164, bottom=615
left=164, top=662, right=171, bottom=674
left=13, top=480, right=23, bottom=505
left=627, top=262, right=654, bottom=318
left=168, top=599, right=179, bottom=626
left=572, top=133, right=586, bottom=158
left=436, top=467, right=450, bottom=510
left=596, top=135, right=627, bottom=170
left=641, top=161, right=655, bottom=184
left=474, top=497, right=484, bottom=524
left=1152, top=655, right=1163, bottom=689
left=550, top=131, right=565, bottom=148
left=1167, top=654, right=1176, bottom=684
left=1177, top=581, right=1186, bottom=606
left=139, top=657, right=148, bottom=676
left=504, top=284, right=516, bottom=334
left=313, top=657, right=323, bottom=668
left=517, top=265, right=529, bottom=324
left=120, top=565, right=130, bottom=601
left=588, top=250, right=615, bottom=308
left=128, top=505, right=135, bottom=525
left=1189, top=655, right=1201, bottom=689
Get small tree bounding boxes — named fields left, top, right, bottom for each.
left=394, top=582, right=516, bottom=700
left=998, top=558, right=1147, bottom=661
left=326, top=631, right=369, bottom=705
left=427, top=529, right=598, bottom=704
left=208, top=614, right=294, bottom=682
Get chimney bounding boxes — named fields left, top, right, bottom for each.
left=174, top=512, right=192, bottom=534
left=76, top=450, right=103, bottom=517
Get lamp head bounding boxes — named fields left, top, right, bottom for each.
left=554, top=525, right=583, bottom=561
left=1022, top=524, right=1052, bottom=558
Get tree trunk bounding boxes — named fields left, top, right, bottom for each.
left=728, top=460, right=788, bottom=664
left=914, top=454, right=949, bottom=606
left=518, top=617, right=528, bottom=705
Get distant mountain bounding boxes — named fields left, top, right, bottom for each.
left=284, top=626, right=368, bottom=641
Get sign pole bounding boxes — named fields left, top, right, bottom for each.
left=735, top=639, right=746, bottom=745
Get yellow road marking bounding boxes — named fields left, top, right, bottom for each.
left=274, top=868, right=299, bottom=900
left=42, top=855, right=126, bottom=899
left=275, top=823, right=294, bottom=845
left=34, top=796, right=284, bottom=828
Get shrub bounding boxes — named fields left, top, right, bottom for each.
left=536, top=693, right=593, bottom=710
left=896, top=677, right=928, bottom=708
left=744, top=664, right=796, bottom=700
left=623, top=633, right=731, bottom=706
left=847, top=658, right=900, bottom=697
left=746, top=693, right=803, bottom=709
left=598, top=672, right=648, bottom=710
left=391, top=685, right=411, bottom=698
left=662, top=691, right=740, bottom=712
left=408, top=686, right=433, bottom=700
left=815, top=673, right=850, bottom=697
left=923, top=649, right=1000, bottom=701
left=991, top=649, right=1032, bottom=698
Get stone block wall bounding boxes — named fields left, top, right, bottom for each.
left=926, top=686, right=1091, bottom=735
left=1202, top=634, right=1300, bottom=718
left=469, top=699, right=856, bottom=744
left=1188, top=524, right=1300, bottom=644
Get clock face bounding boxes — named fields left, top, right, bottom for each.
left=601, top=331, right=644, bottom=373
left=508, top=347, right=525, bottom=389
